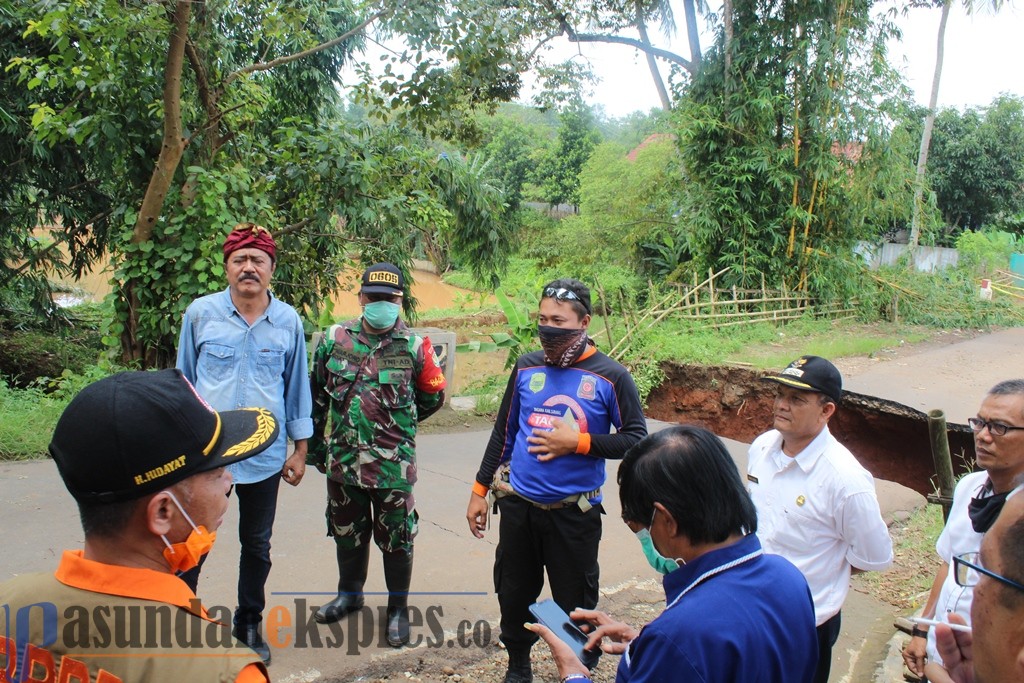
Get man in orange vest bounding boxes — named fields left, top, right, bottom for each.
left=0, top=369, right=277, bottom=682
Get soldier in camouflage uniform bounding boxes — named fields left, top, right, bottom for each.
left=308, top=262, right=446, bottom=646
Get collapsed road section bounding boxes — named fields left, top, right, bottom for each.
left=645, top=363, right=975, bottom=495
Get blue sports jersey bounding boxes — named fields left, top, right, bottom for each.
left=476, top=347, right=647, bottom=504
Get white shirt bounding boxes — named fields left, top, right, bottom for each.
left=747, top=426, right=894, bottom=625
left=925, top=470, right=988, bottom=664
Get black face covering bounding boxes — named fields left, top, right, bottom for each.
left=968, top=481, right=1009, bottom=533
left=538, top=325, right=589, bottom=368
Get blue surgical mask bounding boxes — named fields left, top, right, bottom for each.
left=636, top=507, right=682, bottom=574
left=363, top=301, right=400, bottom=330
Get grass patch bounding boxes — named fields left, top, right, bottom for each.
left=0, top=381, right=66, bottom=460
left=729, top=323, right=931, bottom=370
left=853, top=503, right=946, bottom=611
left=459, top=374, right=507, bottom=416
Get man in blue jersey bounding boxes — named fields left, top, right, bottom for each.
left=466, top=278, right=648, bottom=683
left=528, top=426, right=818, bottom=683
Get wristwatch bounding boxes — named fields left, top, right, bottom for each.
left=911, top=626, right=929, bottom=639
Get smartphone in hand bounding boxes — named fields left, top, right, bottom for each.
left=528, top=599, right=602, bottom=670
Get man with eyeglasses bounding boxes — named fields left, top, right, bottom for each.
left=176, top=223, right=314, bottom=663
left=747, top=356, right=893, bottom=683
left=307, top=262, right=446, bottom=646
left=903, top=379, right=1024, bottom=679
left=925, top=483, right=1024, bottom=683
left=465, top=278, right=647, bottom=683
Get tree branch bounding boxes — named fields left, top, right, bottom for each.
left=222, top=9, right=390, bottom=88
left=564, top=30, right=694, bottom=72
left=275, top=218, right=313, bottom=236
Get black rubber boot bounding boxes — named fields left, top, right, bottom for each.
left=314, top=543, right=369, bottom=624
left=383, top=549, right=414, bottom=647
left=503, top=646, right=533, bottom=683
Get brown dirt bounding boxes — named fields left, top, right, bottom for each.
left=323, top=584, right=665, bottom=683
left=643, top=362, right=975, bottom=495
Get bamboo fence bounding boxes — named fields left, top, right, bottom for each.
left=665, top=268, right=858, bottom=329
left=605, top=267, right=858, bottom=358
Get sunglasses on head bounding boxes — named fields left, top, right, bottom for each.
left=542, top=287, right=589, bottom=312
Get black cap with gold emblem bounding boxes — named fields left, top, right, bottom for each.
left=762, top=355, right=843, bottom=404
left=49, top=369, right=279, bottom=503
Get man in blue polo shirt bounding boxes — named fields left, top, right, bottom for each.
left=529, top=426, right=818, bottom=683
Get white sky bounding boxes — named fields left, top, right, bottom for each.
left=528, top=2, right=1024, bottom=119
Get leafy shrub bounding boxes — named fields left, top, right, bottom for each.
left=955, top=229, right=1018, bottom=274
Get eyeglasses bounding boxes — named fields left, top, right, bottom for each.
left=967, top=417, right=1024, bottom=437
left=953, top=551, right=1024, bottom=592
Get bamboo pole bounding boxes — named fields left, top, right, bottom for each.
left=926, top=409, right=956, bottom=522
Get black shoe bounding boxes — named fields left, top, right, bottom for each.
left=314, top=593, right=365, bottom=624
left=233, top=623, right=271, bottom=665
left=503, top=664, right=533, bottom=683
left=386, top=606, right=410, bottom=647
left=503, top=648, right=532, bottom=683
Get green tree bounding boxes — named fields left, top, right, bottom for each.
left=929, top=96, right=1024, bottom=231
left=671, top=0, right=908, bottom=296
left=908, top=0, right=1007, bottom=252
left=6, top=0, right=515, bottom=365
left=534, top=107, right=602, bottom=209
left=480, top=117, right=537, bottom=212
left=573, top=136, right=681, bottom=276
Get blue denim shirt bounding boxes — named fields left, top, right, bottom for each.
left=177, top=288, right=313, bottom=484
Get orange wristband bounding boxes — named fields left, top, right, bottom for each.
left=472, top=481, right=489, bottom=498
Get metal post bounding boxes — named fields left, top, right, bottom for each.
left=926, top=409, right=956, bottom=522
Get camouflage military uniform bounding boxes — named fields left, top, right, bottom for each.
left=309, top=318, right=445, bottom=551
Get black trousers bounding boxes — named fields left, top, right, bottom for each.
left=814, top=611, right=842, bottom=683
left=494, top=495, right=602, bottom=651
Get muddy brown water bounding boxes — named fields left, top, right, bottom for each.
left=54, top=259, right=481, bottom=316
left=645, top=362, right=975, bottom=495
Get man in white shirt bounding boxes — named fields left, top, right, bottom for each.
left=902, top=379, right=1024, bottom=679
left=930, top=481, right=1024, bottom=683
left=747, top=355, right=893, bottom=683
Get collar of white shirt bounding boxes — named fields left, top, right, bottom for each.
left=768, top=426, right=831, bottom=473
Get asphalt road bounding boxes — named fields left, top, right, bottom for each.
left=3, top=326, right=1022, bottom=682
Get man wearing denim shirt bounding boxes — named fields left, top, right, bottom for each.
left=176, top=223, right=313, bottom=664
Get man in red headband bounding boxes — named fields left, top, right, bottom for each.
left=175, top=223, right=313, bottom=665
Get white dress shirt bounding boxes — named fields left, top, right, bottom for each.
left=925, top=470, right=988, bottom=664
left=747, top=426, right=894, bottom=625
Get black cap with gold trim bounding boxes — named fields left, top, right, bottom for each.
left=49, top=369, right=279, bottom=503
left=762, top=355, right=843, bottom=404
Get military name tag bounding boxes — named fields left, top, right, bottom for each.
left=330, top=347, right=363, bottom=364
left=379, top=369, right=403, bottom=384
left=378, top=356, right=413, bottom=369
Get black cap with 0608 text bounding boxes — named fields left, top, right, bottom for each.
left=762, top=355, right=843, bottom=404
left=49, top=369, right=280, bottom=504
left=360, top=262, right=404, bottom=295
